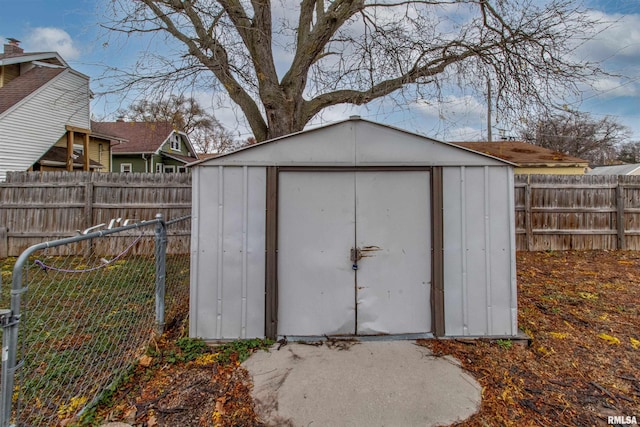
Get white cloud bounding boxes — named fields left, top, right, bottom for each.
left=577, top=11, right=640, bottom=65
left=414, top=95, right=486, bottom=121
left=591, top=77, right=639, bottom=98
left=24, top=27, right=80, bottom=60
left=442, top=126, right=484, bottom=142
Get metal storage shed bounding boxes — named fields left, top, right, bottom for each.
left=190, top=117, right=517, bottom=340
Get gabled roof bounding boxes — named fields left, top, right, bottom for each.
left=587, top=164, right=640, bottom=175
left=92, top=121, right=176, bottom=154
left=163, top=152, right=198, bottom=163
left=193, top=117, right=513, bottom=167
left=450, top=141, right=589, bottom=167
left=92, top=121, right=198, bottom=162
left=0, top=66, right=66, bottom=115
left=0, top=51, right=68, bottom=67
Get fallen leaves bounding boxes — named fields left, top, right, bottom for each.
left=598, top=333, right=621, bottom=345
left=93, top=333, right=266, bottom=426
left=138, top=355, right=153, bottom=368
left=421, top=250, right=640, bottom=426
left=548, top=332, right=568, bottom=339
left=94, top=251, right=639, bottom=426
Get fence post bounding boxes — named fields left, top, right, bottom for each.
left=0, top=228, right=7, bottom=258
left=84, top=181, right=95, bottom=258
left=524, top=175, right=533, bottom=251
left=154, top=213, right=167, bottom=335
left=616, top=176, right=626, bottom=250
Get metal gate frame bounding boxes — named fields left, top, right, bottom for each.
left=264, top=166, right=445, bottom=340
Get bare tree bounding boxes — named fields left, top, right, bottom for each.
left=617, top=141, right=640, bottom=164
left=102, top=0, right=603, bottom=142
left=520, top=111, right=630, bottom=165
left=124, top=95, right=238, bottom=153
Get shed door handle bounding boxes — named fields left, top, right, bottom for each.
left=350, top=247, right=362, bottom=263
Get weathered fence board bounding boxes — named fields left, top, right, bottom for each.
left=4, top=172, right=640, bottom=253
left=0, top=172, right=191, bottom=255
left=515, top=175, right=640, bottom=251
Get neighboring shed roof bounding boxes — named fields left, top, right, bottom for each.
left=0, top=66, right=66, bottom=115
left=450, top=141, right=589, bottom=167
left=587, top=164, right=640, bottom=175
left=92, top=121, right=176, bottom=154
left=194, top=117, right=513, bottom=167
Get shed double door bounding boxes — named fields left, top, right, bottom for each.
left=278, top=170, right=431, bottom=336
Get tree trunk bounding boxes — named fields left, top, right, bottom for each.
left=263, top=95, right=306, bottom=141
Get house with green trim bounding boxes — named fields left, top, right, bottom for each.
left=91, top=120, right=198, bottom=173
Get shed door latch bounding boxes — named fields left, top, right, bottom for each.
left=350, top=247, right=362, bottom=270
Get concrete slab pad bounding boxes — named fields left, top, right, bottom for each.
left=243, top=341, right=481, bottom=427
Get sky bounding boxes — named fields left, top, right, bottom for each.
left=1, top=0, right=639, bottom=143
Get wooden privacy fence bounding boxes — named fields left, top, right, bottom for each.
left=515, top=174, right=640, bottom=251
left=0, top=171, right=191, bottom=256
left=4, top=172, right=640, bottom=254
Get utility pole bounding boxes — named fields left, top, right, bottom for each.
left=487, top=78, right=492, bottom=142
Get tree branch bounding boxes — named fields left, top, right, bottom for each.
left=138, top=0, right=269, bottom=140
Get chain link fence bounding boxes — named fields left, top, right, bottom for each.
left=0, top=214, right=191, bottom=426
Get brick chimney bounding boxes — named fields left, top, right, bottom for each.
left=3, top=38, right=24, bottom=55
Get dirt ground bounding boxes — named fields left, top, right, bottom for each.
left=94, top=251, right=640, bottom=426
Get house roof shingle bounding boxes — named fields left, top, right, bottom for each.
left=0, top=66, right=66, bottom=115
left=92, top=121, right=176, bottom=154
left=450, top=141, right=589, bottom=167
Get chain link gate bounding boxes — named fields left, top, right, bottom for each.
left=0, top=214, right=191, bottom=426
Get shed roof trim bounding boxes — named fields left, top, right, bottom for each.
left=193, top=118, right=514, bottom=167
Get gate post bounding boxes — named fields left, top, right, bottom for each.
left=0, top=308, right=16, bottom=427
left=1, top=249, right=31, bottom=427
left=154, top=214, right=167, bottom=335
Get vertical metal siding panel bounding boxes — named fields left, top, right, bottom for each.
left=443, top=167, right=464, bottom=336
left=460, top=167, right=468, bottom=335
left=508, top=168, right=518, bottom=335
left=246, top=167, right=266, bottom=338
left=189, top=168, right=201, bottom=337
left=484, top=166, right=493, bottom=335
left=464, top=167, right=488, bottom=336
left=216, top=166, right=225, bottom=338
left=241, top=166, right=249, bottom=338
left=488, top=167, right=517, bottom=336
left=221, top=167, right=244, bottom=338
left=193, top=166, right=221, bottom=339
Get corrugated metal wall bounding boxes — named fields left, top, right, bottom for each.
left=190, top=166, right=266, bottom=339
left=190, top=119, right=518, bottom=340
left=443, top=166, right=517, bottom=336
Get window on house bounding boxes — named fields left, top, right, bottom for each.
left=164, top=165, right=176, bottom=173
left=170, top=134, right=181, bottom=151
left=73, top=144, right=84, bottom=154
left=156, top=163, right=164, bottom=173
left=120, top=163, right=132, bottom=173
left=178, top=166, right=187, bottom=173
